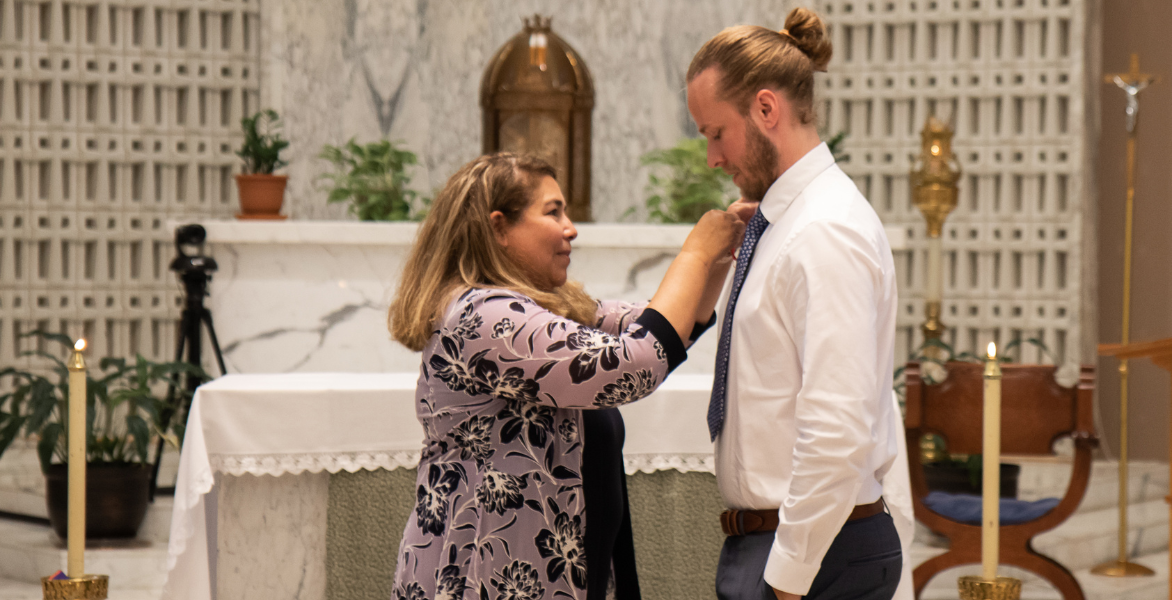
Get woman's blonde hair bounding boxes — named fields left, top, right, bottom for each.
left=390, top=153, right=597, bottom=352
left=686, top=7, right=832, bottom=124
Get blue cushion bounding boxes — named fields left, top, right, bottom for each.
left=923, top=491, right=1061, bottom=525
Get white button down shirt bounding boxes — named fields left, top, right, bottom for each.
left=714, top=142, right=900, bottom=594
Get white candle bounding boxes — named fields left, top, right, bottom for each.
left=926, top=236, right=943, bottom=303
left=67, top=339, right=87, bottom=579
left=982, top=342, right=1002, bottom=580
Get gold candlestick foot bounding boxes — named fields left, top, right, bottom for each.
left=1090, top=559, right=1155, bottom=577
left=958, top=576, right=1022, bottom=600
left=41, top=575, right=108, bottom=600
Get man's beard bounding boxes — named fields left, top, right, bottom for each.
left=736, top=119, right=780, bottom=202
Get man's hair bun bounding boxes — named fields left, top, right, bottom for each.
left=783, top=7, right=832, bottom=72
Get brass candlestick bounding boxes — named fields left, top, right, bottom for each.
left=910, top=117, right=961, bottom=355
left=41, top=575, right=109, bottom=600
left=45, top=339, right=110, bottom=600
left=958, top=575, right=1022, bottom=600
left=1092, top=53, right=1158, bottom=579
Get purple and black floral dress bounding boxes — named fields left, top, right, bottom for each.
left=391, top=287, right=687, bottom=600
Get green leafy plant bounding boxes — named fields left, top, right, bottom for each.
left=636, top=137, right=736, bottom=224
left=0, top=331, right=206, bottom=470
left=237, top=109, right=289, bottom=175
left=318, top=138, right=427, bottom=221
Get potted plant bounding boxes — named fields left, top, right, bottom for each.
left=235, top=109, right=290, bottom=220
left=317, top=138, right=427, bottom=221
left=0, top=331, right=203, bottom=540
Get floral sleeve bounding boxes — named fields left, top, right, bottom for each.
left=426, top=289, right=685, bottom=409
left=593, top=300, right=647, bottom=335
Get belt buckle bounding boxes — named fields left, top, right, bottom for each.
left=721, top=510, right=745, bottom=536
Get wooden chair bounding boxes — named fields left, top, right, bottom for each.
left=904, top=361, right=1098, bottom=600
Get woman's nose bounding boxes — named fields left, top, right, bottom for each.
left=564, top=219, right=578, bottom=241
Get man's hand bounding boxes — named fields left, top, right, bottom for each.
left=772, top=589, right=801, bottom=600
left=727, top=198, right=760, bottom=224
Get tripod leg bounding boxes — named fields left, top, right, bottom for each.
left=151, top=314, right=193, bottom=500
left=201, top=310, right=228, bottom=377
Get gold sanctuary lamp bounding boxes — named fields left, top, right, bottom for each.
left=910, top=117, right=961, bottom=354
left=480, top=15, right=595, bottom=222
left=43, top=340, right=109, bottom=600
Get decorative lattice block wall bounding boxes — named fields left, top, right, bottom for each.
left=817, top=0, right=1087, bottom=365
left=0, top=0, right=259, bottom=370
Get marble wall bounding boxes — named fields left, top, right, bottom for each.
left=259, top=0, right=794, bottom=222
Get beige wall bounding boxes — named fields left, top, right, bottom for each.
left=1096, top=0, right=1172, bottom=461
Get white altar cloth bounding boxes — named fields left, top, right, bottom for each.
left=162, top=372, right=717, bottom=600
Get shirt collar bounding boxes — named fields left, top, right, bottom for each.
left=758, top=142, right=836, bottom=223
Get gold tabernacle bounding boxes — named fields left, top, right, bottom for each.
left=480, top=15, right=595, bottom=222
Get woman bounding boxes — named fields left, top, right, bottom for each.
left=389, top=153, right=742, bottom=600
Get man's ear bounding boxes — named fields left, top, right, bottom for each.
left=489, top=210, right=510, bottom=246
left=752, top=88, right=790, bottom=131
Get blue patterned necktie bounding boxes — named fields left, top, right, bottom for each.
left=708, top=210, right=770, bottom=441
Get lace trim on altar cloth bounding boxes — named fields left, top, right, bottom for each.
left=624, top=453, right=715, bottom=475
left=207, top=451, right=716, bottom=476
left=209, top=451, right=422, bottom=476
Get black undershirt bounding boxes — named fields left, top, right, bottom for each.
left=581, top=408, right=641, bottom=600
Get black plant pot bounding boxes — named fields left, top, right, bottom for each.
left=923, top=462, right=1021, bottom=498
left=45, top=462, right=151, bottom=540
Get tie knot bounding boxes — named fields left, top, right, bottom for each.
left=748, top=210, right=769, bottom=232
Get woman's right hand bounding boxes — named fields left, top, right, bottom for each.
left=681, top=210, right=746, bottom=268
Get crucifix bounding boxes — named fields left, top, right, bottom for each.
left=1092, top=53, right=1160, bottom=579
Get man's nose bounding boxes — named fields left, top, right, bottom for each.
left=707, top=147, right=723, bottom=169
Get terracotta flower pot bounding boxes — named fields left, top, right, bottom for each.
left=235, top=173, right=288, bottom=220
left=45, top=462, right=152, bottom=540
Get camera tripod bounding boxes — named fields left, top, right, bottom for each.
left=150, top=224, right=228, bottom=498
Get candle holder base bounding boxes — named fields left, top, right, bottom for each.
left=957, top=575, right=1022, bottom=600
left=1090, top=559, right=1155, bottom=577
left=40, top=575, right=108, bottom=600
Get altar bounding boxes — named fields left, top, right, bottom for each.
left=164, top=372, right=722, bottom=600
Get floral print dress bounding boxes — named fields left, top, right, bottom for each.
left=392, top=288, right=686, bottom=600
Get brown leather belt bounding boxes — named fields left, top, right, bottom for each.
left=720, top=498, right=885, bottom=536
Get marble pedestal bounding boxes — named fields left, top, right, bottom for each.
left=214, top=473, right=328, bottom=600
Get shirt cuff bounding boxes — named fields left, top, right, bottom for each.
left=634, top=308, right=687, bottom=373
left=689, top=311, right=718, bottom=342
left=763, top=545, right=822, bottom=596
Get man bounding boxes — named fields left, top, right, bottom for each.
left=687, top=9, right=905, bottom=600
